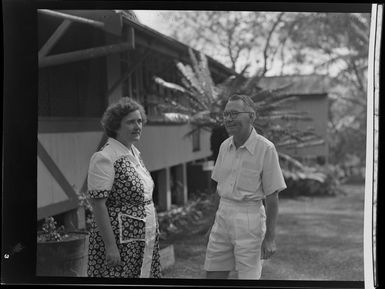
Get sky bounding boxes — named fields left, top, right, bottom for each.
left=134, top=10, right=171, bottom=35
left=133, top=10, right=332, bottom=77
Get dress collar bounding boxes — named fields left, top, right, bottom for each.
left=108, top=137, right=141, bottom=157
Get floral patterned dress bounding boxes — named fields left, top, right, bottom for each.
left=87, top=138, right=161, bottom=278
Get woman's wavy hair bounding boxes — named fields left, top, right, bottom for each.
left=101, top=97, right=147, bottom=138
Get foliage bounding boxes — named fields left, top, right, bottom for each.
left=37, top=217, right=66, bottom=242
left=156, top=11, right=286, bottom=75
left=77, top=191, right=94, bottom=232
left=155, top=10, right=369, bottom=170
left=280, top=158, right=344, bottom=198
left=283, top=12, right=369, bottom=168
left=155, top=49, right=320, bottom=147
left=37, top=192, right=93, bottom=242
left=155, top=49, right=340, bottom=197
left=157, top=192, right=216, bottom=243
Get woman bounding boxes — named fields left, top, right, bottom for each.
left=87, top=97, right=161, bottom=278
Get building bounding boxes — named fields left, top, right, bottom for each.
left=259, top=74, right=330, bottom=165
left=37, top=10, right=330, bottom=230
left=37, top=10, right=235, bottom=228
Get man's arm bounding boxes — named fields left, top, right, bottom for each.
left=261, top=190, right=279, bottom=259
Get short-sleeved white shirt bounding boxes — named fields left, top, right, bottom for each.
left=212, top=128, right=286, bottom=202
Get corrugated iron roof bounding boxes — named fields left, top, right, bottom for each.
left=259, top=74, right=330, bottom=96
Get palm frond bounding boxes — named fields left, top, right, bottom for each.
left=278, top=152, right=306, bottom=170
left=152, top=47, right=326, bottom=168
left=239, top=71, right=262, bottom=94
left=154, top=76, right=186, bottom=93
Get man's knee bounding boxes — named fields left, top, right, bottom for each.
left=206, top=270, right=230, bottom=279
left=237, top=266, right=262, bottom=279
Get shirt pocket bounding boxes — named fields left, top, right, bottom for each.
left=237, top=168, right=259, bottom=192
left=118, top=212, right=146, bottom=244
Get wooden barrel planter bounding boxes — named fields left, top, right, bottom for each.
left=36, top=231, right=89, bottom=277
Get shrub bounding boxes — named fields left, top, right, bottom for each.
left=281, top=164, right=343, bottom=198
left=157, top=193, right=216, bottom=243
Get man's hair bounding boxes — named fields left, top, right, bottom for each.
left=101, top=97, right=147, bottom=138
left=228, top=94, right=256, bottom=116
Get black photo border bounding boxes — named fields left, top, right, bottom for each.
left=2, top=1, right=380, bottom=288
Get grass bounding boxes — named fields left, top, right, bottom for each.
left=162, top=183, right=365, bottom=280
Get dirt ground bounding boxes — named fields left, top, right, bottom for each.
left=162, top=183, right=365, bottom=281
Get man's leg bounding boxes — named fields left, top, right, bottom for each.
left=204, top=206, right=234, bottom=277
left=234, top=205, right=266, bottom=279
left=206, top=270, right=230, bottom=279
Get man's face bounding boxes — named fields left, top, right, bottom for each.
left=223, top=100, right=253, bottom=139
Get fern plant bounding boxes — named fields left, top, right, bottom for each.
left=155, top=48, right=322, bottom=149
left=154, top=49, right=340, bottom=196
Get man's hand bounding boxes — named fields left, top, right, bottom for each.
left=261, top=238, right=276, bottom=260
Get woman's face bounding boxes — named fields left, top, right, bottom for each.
left=115, top=110, right=143, bottom=145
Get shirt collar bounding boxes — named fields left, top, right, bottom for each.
left=228, top=128, right=258, bottom=155
left=108, top=137, right=141, bottom=157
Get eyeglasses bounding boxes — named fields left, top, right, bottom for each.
left=222, top=111, right=251, bottom=119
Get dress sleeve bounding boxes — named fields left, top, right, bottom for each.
left=262, top=145, right=287, bottom=196
left=87, top=152, right=114, bottom=199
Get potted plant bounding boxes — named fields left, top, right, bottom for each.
left=36, top=199, right=90, bottom=277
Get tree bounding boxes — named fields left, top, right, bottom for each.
left=282, top=12, right=370, bottom=167
left=155, top=48, right=315, bottom=142
left=154, top=49, right=339, bottom=196
left=155, top=10, right=370, bottom=170
left=158, top=11, right=287, bottom=76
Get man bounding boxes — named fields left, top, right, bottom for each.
left=204, top=94, right=286, bottom=279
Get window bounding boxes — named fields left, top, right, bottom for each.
left=38, top=23, right=107, bottom=118
left=38, top=59, right=106, bottom=117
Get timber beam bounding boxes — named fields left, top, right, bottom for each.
left=39, top=19, right=72, bottom=58
left=39, top=41, right=135, bottom=68
left=38, top=9, right=105, bottom=28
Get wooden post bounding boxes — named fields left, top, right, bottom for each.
left=175, top=163, right=188, bottom=206
left=64, top=206, right=86, bottom=231
left=157, top=167, right=171, bottom=212
left=127, top=26, right=135, bottom=49
left=106, top=49, right=151, bottom=100
left=159, top=245, right=175, bottom=271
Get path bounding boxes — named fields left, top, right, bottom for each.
left=162, top=184, right=365, bottom=280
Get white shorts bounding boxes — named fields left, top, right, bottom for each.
left=204, top=198, right=266, bottom=279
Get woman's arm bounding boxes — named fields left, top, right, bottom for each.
left=90, top=198, right=122, bottom=266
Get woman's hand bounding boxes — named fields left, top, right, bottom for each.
left=105, top=245, right=123, bottom=267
